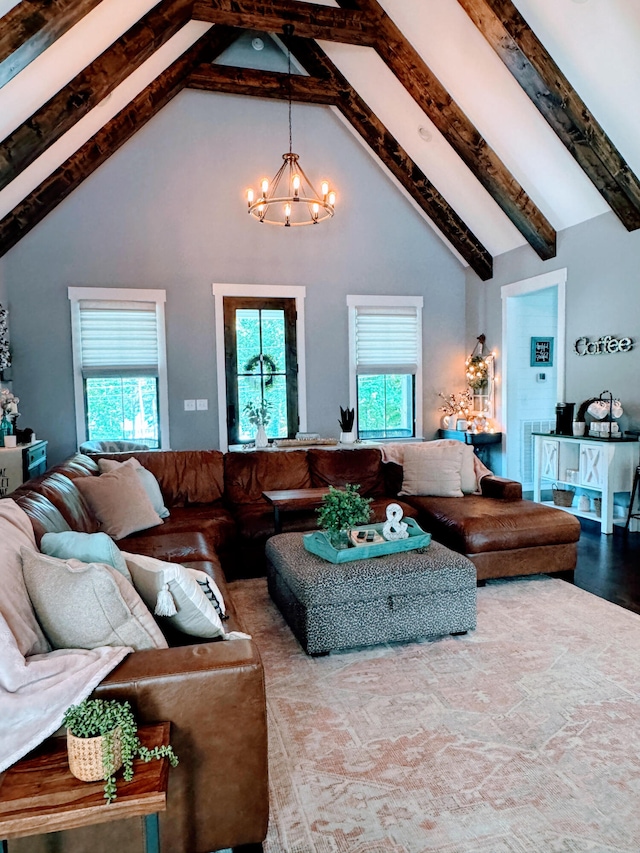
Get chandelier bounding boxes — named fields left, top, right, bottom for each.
left=246, top=26, right=336, bottom=227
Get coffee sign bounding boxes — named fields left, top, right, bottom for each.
left=574, top=334, right=634, bottom=356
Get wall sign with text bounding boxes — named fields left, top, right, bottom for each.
left=574, top=335, right=634, bottom=356
left=531, top=337, right=553, bottom=366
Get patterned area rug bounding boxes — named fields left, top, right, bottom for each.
left=229, top=575, right=640, bottom=853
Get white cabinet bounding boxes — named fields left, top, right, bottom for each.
left=533, top=433, right=639, bottom=534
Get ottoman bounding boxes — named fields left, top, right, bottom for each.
left=265, top=532, right=477, bottom=655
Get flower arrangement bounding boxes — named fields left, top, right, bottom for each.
left=0, top=387, right=19, bottom=416
left=438, top=390, right=473, bottom=418
left=244, top=399, right=273, bottom=427
left=63, top=698, right=178, bottom=803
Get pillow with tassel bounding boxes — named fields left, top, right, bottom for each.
left=122, top=552, right=249, bottom=641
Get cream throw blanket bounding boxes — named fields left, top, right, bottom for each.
left=0, top=499, right=130, bottom=773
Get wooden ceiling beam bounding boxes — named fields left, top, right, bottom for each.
left=286, top=37, right=493, bottom=281
left=192, top=0, right=377, bottom=45
left=0, top=0, right=194, bottom=195
left=188, top=63, right=338, bottom=104
left=0, top=28, right=238, bottom=259
left=457, top=0, right=640, bottom=231
left=335, top=0, right=556, bottom=261
left=0, top=0, right=103, bottom=89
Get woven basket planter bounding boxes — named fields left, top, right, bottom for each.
left=67, top=726, right=123, bottom=782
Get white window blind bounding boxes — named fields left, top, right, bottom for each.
left=354, top=305, right=419, bottom=375
left=78, top=300, right=159, bottom=377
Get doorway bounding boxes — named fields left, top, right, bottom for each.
left=501, top=270, right=567, bottom=492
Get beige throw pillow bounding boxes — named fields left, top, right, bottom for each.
left=75, top=464, right=163, bottom=540
left=21, top=549, right=167, bottom=651
left=399, top=442, right=465, bottom=497
left=98, top=457, right=170, bottom=519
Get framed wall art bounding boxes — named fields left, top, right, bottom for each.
left=530, top=337, right=554, bottom=367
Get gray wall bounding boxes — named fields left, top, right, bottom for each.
left=466, top=211, right=640, bottom=438
left=1, top=90, right=467, bottom=464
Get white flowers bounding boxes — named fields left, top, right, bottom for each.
left=0, top=388, right=19, bottom=416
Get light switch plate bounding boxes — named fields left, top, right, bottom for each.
left=184, top=399, right=196, bottom=411
left=196, top=399, right=208, bottom=411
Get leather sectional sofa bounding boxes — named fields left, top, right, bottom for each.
left=9, top=444, right=580, bottom=853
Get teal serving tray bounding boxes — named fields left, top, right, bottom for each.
left=303, top=517, right=431, bottom=564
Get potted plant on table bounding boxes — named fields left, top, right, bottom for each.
left=316, top=484, right=372, bottom=549
left=338, top=406, right=356, bottom=443
left=63, top=698, right=178, bottom=803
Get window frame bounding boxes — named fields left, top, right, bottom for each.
left=347, top=294, right=424, bottom=441
left=213, top=283, right=307, bottom=452
left=68, top=287, right=170, bottom=450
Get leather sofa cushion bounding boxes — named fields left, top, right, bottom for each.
left=91, top=450, right=226, bottom=507
left=308, top=448, right=386, bottom=497
left=224, top=450, right=311, bottom=506
left=405, top=495, right=581, bottom=555
left=368, top=498, right=420, bottom=524
left=50, top=453, right=99, bottom=479
left=17, top=471, right=100, bottom=534
left=118, top=530, right=220, bottom=564
left=11, top=493, right=72, bottom=544
left=234, top=505, right=320, bottom=542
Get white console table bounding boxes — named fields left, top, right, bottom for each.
left=533, top=433, right=640, bottom=534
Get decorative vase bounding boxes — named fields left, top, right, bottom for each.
left=0, top=413, right=11, bottom=447
left=340, top=431, right=356, bottom=444
left=440, top=415, right=452, bottom=429
left=67, top=727, right=123, bottom=782
left=255, top=424, right=268, bottom=448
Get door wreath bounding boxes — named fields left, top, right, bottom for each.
left=244, top=354, right=278, bottom=387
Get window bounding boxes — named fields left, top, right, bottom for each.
left=348, top=295, right=423, bottom=440
left=69, top=288, right=169, bottom=449
left=213, top=284, right=307, bottom=451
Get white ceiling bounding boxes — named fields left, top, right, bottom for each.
left=0, top=0, right=638, bottom=265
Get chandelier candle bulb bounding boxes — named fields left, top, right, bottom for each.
left=261, top=179, right=269, bottom=196
left=247, top=188, right=254, bottom=206
left=328, top=191, right=336, bottom=206
left=321, top=180, right=329, bottom=198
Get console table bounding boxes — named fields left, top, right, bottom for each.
left=0, top=440, right=47, bottom=497
left=0, top=723, right=170, bottom=853
left=532, top=432, right=640, bottom=534
left=438, top=429, right=502, bottom=468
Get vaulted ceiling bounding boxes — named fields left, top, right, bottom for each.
left=0, top=0, right=638, bottom=280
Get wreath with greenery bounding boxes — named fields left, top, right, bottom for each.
left=465, top=354, right=489, bottom=390
left=244, top=354, right=278, bottom=387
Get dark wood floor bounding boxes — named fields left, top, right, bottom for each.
left=571, top=519, right=640, bottom=615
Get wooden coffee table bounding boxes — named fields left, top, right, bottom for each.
left=263, top=487, right=333, bottom=533
left=0, top=723, right=171, bottom=853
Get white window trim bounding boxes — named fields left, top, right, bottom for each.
left=68, top=287, right=170, bottom=450
left=347, top=294, right=424, bottom=440
left=212, top=283, right=307, bottom=452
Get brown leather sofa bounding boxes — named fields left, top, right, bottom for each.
left=11, top=451, right=268, bottom=853
left=9, top=444, right=580, bottom=852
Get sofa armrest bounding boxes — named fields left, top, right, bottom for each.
left=480, top=475, right=523, bottom=501
left=93, top=640, right=268, bottom=853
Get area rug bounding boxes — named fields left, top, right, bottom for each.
left=229, top=575, right=640, bottom=853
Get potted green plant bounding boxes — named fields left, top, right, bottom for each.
left=338, top=406, right=356, bottom=443
left=316, top=484, right=372, bottom=549
left=63, top=698, right=178, bottom=803
left=244, top=399, right=273, bottom=447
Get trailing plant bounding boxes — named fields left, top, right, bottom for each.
left=244, top=399, right=273, bottom=427
left=316, top=484, right=372, bottom=544
left=62, top=698, right=178, bottom=803
left=338, top=406, right=355, bottom=432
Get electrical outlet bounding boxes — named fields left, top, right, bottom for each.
left=184, top=399, right=196, bottom=411
left=196, top=398, right=208, bottom=411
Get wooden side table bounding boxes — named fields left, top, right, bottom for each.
left=0, top=723, right=170, bottom=853
left=263, top=487, right=333, bottom=533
